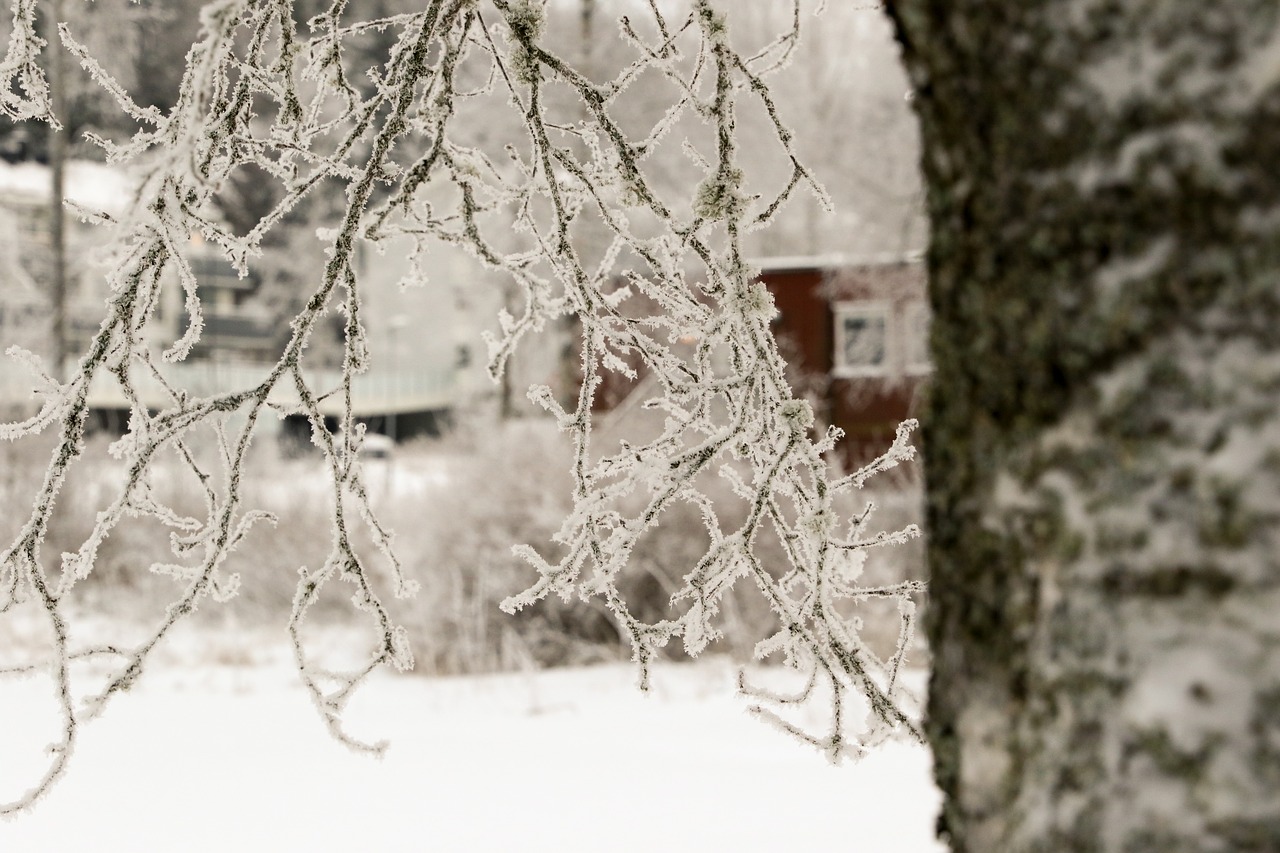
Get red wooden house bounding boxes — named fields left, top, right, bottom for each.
left=591, top=253, right=929, bottom=462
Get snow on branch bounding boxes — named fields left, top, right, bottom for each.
left=0, top=0, right=923, bottom=812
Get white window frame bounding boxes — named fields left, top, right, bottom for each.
left=832, top=300, right=891, bottom=378
left=902, top=300, right=932, bottom=375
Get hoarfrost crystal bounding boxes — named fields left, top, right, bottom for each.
left=0, top=0, right=922, bottom=813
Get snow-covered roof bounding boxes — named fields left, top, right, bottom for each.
left=0, top=159, right=134, bottom=215
left=749, top=251, right=923, bottom=273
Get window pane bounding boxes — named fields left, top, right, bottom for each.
left=843, top=315, right=885, bottom=367
left=833, top=301, right=890, bottom=376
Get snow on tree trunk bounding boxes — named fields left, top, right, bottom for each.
left=885, top=2, right=1280, bottom=850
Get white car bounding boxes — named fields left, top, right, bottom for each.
left=332, top=430, right=395, bottom=459
left=361, top=432, right=395, bottom=459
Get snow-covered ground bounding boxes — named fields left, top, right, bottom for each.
left=1, top=647, right=943, bottom=852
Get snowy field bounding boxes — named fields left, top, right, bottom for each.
left=1, top=641, right=942, bottom=852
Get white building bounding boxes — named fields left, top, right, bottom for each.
left=0, top=159, right=480, bottom=440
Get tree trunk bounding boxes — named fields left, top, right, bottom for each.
left=47, top=0, right=67, bottom=382
left=883, top=3, right=1280, bottom=850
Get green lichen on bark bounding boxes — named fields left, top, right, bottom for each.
left=885, top=1, right=1280, bottom=850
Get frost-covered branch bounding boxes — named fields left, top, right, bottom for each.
left=0, top=0, right=923, bottom=812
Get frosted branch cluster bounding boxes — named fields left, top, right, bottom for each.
left=0, top=0, right=922, bottom=812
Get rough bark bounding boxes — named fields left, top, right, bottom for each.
left=883, top=3, right=1280, bottom=850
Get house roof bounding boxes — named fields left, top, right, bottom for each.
left=749, top=251, right=923, bottom=274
